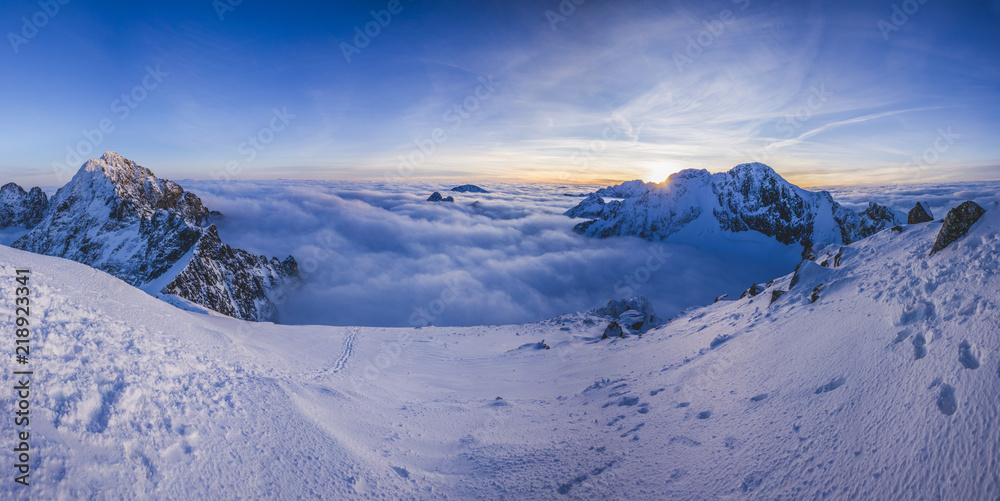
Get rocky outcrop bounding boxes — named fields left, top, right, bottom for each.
left=567, top=163, right=904, bottom=254
left=594, top=296, right=662, bottom=333
left=740, top=283, right=765, bottom=299
left=451, top=184, right=489, bottom=193
left=163, top=225, right=298, bottom=322
left=930, top=201, right=985, bottom=255
left=907, top=202, right=934, bottom=224
left=564, top=193, right=606, bottom=219
left=602, top=321, right=624, bottom=340
left=427, top=192, right=454, bottom=202
left=0, top=183, right=48, bottom=228
left=11, top=152, right=297, bottom=321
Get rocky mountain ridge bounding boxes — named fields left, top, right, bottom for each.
left=5, top=151, right=296, bottom=321
left=567, top=163, right=904, bottom=255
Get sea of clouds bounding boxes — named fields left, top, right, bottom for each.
left=178, top=178, right=1000, bottom=327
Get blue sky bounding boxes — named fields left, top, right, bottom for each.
left=1, top=0, right=998, bottom=187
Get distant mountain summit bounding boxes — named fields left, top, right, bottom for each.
left=451, top=184, right=489, bottom=193
left=0, top=182, right=48, bottom=228
left=9, top=152, right=297, bottom=321
left=567, top=163, right=903, bottom=255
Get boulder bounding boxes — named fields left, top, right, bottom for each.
left=930, top=201, right=985, bottom=255
left=907, top=202, right=934, bottom=224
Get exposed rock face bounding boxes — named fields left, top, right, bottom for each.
left=602, top=321, right=624, bottom=340
left=769, top=289, right=786, bottom=305
left=451, top=184, right=489, bottom=193
left=564, top=193, right=606, bottom=219
left=930, top=201, right=986, bottom=255
left=0, top=183, right=48, bottom=228
left=13, top=152, right=210, bottom=285
left=163, top=225, right=298, bottom=322
left=567, top=163, right=903, bottom=253
left=11, top=152, right=297, bottom=321
left=907, top=202, right=934, bottom=224
left=740, top=283, right=765, bottom=299
left=427, top=192, right=454, bottom=202
left=594, top=296, right=662, bottom=333
left=810, top=284, right=823, bottom=303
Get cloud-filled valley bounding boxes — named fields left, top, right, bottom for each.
left=177, top=177, right=999, bottom=327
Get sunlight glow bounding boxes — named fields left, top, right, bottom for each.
left=642, top=161, right=683, bottom=184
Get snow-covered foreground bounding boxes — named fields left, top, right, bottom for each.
left=2, top=208, right=999, bottom=499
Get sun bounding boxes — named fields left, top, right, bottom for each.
left=641, top=162, right=682, bottom=183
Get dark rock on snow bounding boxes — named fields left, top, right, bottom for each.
left=594, top=297, right=662, bottom=333
left=930, top=201, right=985, bottom=255
left=602, top=321, right=624, bottom=340
left=163, top=225, right=298, bottom=322
left=810, top=284, right=823, bottom=303
left=740, top=283, right=765, bottom=299
left=907, top=202, right=934, bottom=224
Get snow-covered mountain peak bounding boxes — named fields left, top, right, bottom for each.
left=81, top=151, right=152, bottom=181
left=67, top=151, right=210, bottom=226
left=10, top=153, right=296, bottom=321
left=725, top=161, right=779, bottom=179
left=567, top=162, right=904, bottom=254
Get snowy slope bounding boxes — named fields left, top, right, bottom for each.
left=1, top=206, right=998, bottom=499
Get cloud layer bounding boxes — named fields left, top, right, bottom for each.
left=178, top=178, right=998, bottom=327
left=179, top=179, right=806, bottom=327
